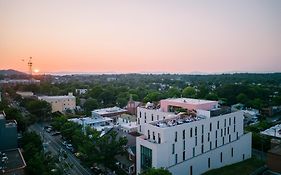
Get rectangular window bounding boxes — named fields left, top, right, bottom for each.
left=234, top=117, right=236, bottom=124
left=190, top=128, right=193, bottom=137
left=140, top=145, right=152, bottom=171
left=216, top=130, right=218, bottom=139
left=202, top=125, right=204, bottom=134
left=227, top=127, right=229, bottom=135
left=243, top=154, right=245, bottom=160
left=158, top=133, right=161, bottom=144
left=236, top=132, right=239, bottom=139
left=175, top=132, right=178, bottom=142
left=151, top=114, right=154, bottom=121
left=234, top=125, right=236, bottom=132
left=215, top=140, right=217, bottom=148
left=183, top=130, right=185, bottom=140
left=229, top=118, right=231, bottom=125
left=220, top=152, right=223, bottom=163
left=208, top=158, right=211, bottom=168
left=172, top=144, right=175, bottom=154
left=148, top=130, right=150, bottom=139
left=217, top=121, right=220, bottom=129
left=221, top=129, right=223, bottom=137
left=201, top=135, right=204, bottom=143
left=195, top=137, right=197, bottom=146
left=210, top=141, right=212, bottom=150
left=183, top=140, right=186, bottom=151
left=201, top=145, right=204, bottom=153
left=153, top=132, right=155, bottom=140
left=190, top=166, right=193, bottom=175
left=224, top=119, right=226, bottom=127
left=175, top=154, right=178, bottom=164
left=208, top=133, right=210, bottom=142
left=222, top=137, right=224, bottom=144
left=224, top=128, right=226, bottom=136
left=183, top=151, right=186, bottom=161
left=229, top=135, right=231, bottom=142
left=210, top=123, right=212, bottom=131
left=231, top=148, right=234, bottom=157
left=193, top=148, right=195, bottom=157
left=145, top=113, right=146, bottom=119
left=195, top=127, right=197, bottom=136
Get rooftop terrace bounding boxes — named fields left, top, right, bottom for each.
left=151, top=112, right=206, bottom=128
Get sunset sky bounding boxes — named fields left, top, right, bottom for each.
left=0, top=0, right=280, bottom=74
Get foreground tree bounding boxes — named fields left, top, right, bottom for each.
left=140, top=167, right=172, bottom=175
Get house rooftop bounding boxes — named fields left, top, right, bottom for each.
left=92, top=106, right=127, bottom=116
left=68, top=116, right=113, bottom=125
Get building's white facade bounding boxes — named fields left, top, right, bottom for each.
left=75, top=89, right=88, bottom=95
left=136, top=98, right=251, bottom=175
left=38, top=93, right=76, bottom=113
left=68, top=116, right=113, bottom=132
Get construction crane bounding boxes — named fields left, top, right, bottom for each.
left=27, top=57, right=33, bottom=77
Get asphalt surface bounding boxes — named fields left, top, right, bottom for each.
left=29, top=123, right=93, bottom=175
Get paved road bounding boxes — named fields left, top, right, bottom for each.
left=29, top=123, right=93, bottom=175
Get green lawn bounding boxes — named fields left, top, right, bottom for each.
left=203, top=157, right=264, bottom=175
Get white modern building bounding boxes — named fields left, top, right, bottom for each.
left=136, top=98, right=252, bottom=175
left=68, top=116, right=113, bottom=132
left=92, top=106, right=127, bottom=122
left=38, top=93, right=76, bottom=113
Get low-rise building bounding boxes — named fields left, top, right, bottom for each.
left=92, top=107, right=127, bottom=122
left=75, top=89, right=88, bottom=95
left=117, top=114, right=138, bottom=133
left=68, top=116, right=113, bottom=132
left=16, top=91, right=34, bottom=98
left=38, top=93, right=76, bottom=113
left=136, top=98, right=252, bottom=175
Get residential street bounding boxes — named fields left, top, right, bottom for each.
left=29, top=123, right=93, bottom=175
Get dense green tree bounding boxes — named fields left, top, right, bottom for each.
left=83, top=98, right=99, bottom=115
left=140, top=167, right=172, bottom=175
left=182, top=86, right=196, bottom=98
left=144, top=92, right=162, bottom=102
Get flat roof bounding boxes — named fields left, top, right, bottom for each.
left=68, top=117, right=113, bottom=125
left=39, top=95, right=75, bottom=100
left=161, top=98, right=217, bottom=105
left=0, top=148, right=26, bottom=173
left=92, top=107, right=127, bottom=115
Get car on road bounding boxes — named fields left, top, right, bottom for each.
left=66, top=144, right=74, bottom=152
left=51, top=131, right=61, bottom=136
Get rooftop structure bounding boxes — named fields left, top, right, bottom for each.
left=261, top=124, right=281, bottom=138
left=92, top=107, right=127, bottom=122
left=68, top=116, right=113, bottom=132
left=38, top=93, right=76, bottom=113
left=136, top=98, right=251, bottom=175
left=0, top=149, right=26, bottom=175
left=160, top=98, right=219, bottom=112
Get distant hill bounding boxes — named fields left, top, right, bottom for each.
left=0, top=69, right=27, bottom=76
